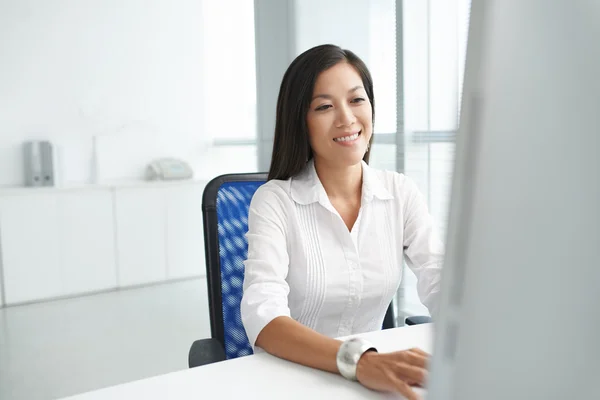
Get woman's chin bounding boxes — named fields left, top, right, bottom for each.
left=314, top=147, right=368, bottom=168
left=331, top=153, right=367, bottom=168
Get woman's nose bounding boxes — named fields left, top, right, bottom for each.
left=335, top=104, right=357, bottom=127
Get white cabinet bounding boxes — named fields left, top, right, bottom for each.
left=0, top=193, right=62, bottom=304
left=166, top=184, right=205, bottom=279
left=0, top=180, right=207, bottom=306
left=113, top=182, right=206, bottom=287
left=114, top=187, right=167, bottom=287
left=0, top=190, right=117, bottom=304
left=58, top=191, right=117, bottom=295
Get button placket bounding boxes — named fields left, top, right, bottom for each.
left=327, top=202, right=365, bottom=337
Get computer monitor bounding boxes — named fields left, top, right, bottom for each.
left=427, top=1, right=600, bottom=399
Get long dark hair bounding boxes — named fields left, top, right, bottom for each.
left=267, top=44, right=375, bottom=181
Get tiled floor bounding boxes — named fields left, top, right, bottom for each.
left=0, top=278, right=211, bottom=400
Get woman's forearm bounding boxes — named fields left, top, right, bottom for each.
left=255, top=316, right=342, bottom=373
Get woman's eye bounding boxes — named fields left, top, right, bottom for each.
left=315, top=104, right=332, bottom=111
left=351, top=97, right=366, bottom=104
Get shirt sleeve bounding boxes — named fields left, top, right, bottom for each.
left=401, top=176, right=445, bottom=319
left=241, top=184, right=292, bottom=349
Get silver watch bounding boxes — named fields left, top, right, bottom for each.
left=336, top=337, right=378, bottom=381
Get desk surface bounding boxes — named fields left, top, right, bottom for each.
left=62, top=324, right=433, bottom=400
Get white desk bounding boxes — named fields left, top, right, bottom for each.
left=62, top=324, right=433, bottom=400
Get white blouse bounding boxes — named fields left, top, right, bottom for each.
left=241, top=159, right=444, bottom=349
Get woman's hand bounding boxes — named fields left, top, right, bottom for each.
left=356, top=348, right=429, bottom=400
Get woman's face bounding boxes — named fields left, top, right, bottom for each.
left=306, top=62, right=372, bottom=168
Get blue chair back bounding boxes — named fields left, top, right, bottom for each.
left=202, top=173, right=267, bottom=360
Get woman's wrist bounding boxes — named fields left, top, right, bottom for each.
left=336, top=338, right=378, bottom=381
left=356, top=349, right=378, bottom=382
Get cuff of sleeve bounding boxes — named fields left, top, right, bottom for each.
left=242, top=303, right=291, bottom=351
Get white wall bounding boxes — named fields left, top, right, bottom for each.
left=0, top=0, right=208, bottom=187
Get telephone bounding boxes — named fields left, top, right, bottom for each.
left=146, top=158, right=194, bottom=181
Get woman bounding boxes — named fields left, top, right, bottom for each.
left=241, top=44, right=444, bottom=399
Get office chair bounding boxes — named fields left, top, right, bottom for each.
left=188, top=173, right=430, bottom=368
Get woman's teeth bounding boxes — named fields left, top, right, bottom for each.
left=333, top=132, right=360, bottom=142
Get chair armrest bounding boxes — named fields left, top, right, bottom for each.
left=188, top=338, right=226, bottom=368
left=405, top=315, right=432, bottom=326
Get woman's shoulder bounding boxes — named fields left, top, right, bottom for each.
left=250, top=178, right=294, bottom=209
left=256, top=178, right=293, bottom=196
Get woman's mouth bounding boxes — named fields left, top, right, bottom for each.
left=333, top=131, right=361, bottom=143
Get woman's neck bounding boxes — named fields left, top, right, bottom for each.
left=313, top=158, right=363, bottom=201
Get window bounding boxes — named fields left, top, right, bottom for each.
left=367, top=0, right=399, bottom=173
left=201, top=0, right=258, bottom=175
left=400, top=0, right=471, bottom=317
left=368, top=0, right=471, bottom=240
left=368, top=0, right=397, bottom=136
left=403, top=0, right=471, bottom=239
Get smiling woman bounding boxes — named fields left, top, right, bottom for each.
left=268, top=45, right=375, bottom=181
left=308, top=65, right=372, bottom=169
left=240, top=44, right=445, bottom=399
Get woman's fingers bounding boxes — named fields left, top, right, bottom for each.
left=394, top=362, right=428, bottom=386
left=403, top=350, right=428, bottom=369
left=386, top=349, right=429, bottom=386
left=407, top=347, right=430, bottom=357
left=393, top=377, right=421, bottom=400
left=356, top=349, right=429, bottom=397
